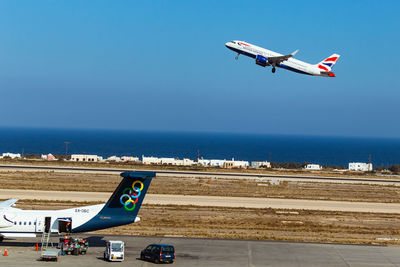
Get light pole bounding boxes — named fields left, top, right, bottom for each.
left=64, top=142, right=70, bottom=157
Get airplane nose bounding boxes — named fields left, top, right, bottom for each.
left=225, top=42, right=230, bottom=48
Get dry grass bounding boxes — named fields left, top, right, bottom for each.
left=1, top=171, right=400, bottom=203
left=12, top=199, right=400, bottom=245
left=112, top=205, right=400, bottom=245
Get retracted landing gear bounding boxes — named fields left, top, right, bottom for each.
left=235, top=53, right=239, bottom=60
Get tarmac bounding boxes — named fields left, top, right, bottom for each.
left=2, top=189, right=400, bottom=213
left=1, top=234, right=400, bottom=266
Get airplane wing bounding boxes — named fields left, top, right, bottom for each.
left=0, top=199, right=18, bottom=208
left=268, top=49, right=299, bottom=65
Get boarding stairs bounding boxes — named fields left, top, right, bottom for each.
left=39, top=217, right=61, bottom=261
left=40, top=231, right=52, bottom=252
left=40, top=232, right=60, bottom=261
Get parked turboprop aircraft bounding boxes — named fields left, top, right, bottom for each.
left=225, top=40, right=340, bottom=77
left=0, top=171, right=154, bottom=241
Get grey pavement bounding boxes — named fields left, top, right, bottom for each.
left=1, top=235, right=400, bottom=266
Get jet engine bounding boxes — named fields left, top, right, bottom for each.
left=255, top=55, right=269, bottom=67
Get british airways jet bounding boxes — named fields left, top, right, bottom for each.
left=225, top=40, right=340, bottom=77
left=0, top=171, right=154, bottom=241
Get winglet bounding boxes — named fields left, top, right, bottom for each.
left=291, top=49, right=299, bottom=57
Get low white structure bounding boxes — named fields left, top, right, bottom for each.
left=178, top=158, right=194, bottom=165
left=181, top=158, right=195, bottom=166
left=1, top=153, right=21, bottom=159
left=304, top=164, right=322, bottom=170
left=348, top=162, right=373, bottom=172
left=234, top=160, right=249, bottom=168
left=142, top=156, right=196, bottom=166
left=198, top=158, right=249, bottom=168
left=198, top=159, right=211, bottom=166
left=71, top=154, right=101, bottom=162
left=142, top=156, right=162, bottom=165
left=225, top=158, right=249, bottom=168
left=161, top=158, right=195, bottom=166
left=251, top=161, right=272, bottom=168
left=107, top=156, right=121, bottom=162
left=210, top=159, right=226, bottom=167
left=160, top=157, right=176, bottom=165
left=41, top=153, right=57, bottom=161
left=197, top=159, right=225, bottom=167
left=121, top=156, right=139, bottom=162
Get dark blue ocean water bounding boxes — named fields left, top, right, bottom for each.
left=0, top=127, right=399, bottom=167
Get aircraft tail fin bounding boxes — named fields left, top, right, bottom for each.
left=73, top=171, right=155, bottom=232
left=316, top=54, right=340, bottom=72
left=102, top=171, right=154, bottom=216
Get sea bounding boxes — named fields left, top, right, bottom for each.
left=0, top=127, right=399, bottom=167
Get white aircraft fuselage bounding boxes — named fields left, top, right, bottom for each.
left=0, top=171, right=154, bottom=239
left=225, top=40, right=340, bottom=77
left=0, top=204, right=106, bottom=237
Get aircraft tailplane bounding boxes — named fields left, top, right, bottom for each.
left=73, top=171, right=155, bottom=232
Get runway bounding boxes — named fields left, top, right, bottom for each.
left=1, top=235, right=400, bottom=266
left=2, top=189, right=400, bottom=213
left=1, top=163, right=400, bottom=185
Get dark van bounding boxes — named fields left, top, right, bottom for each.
left=140, top=244, right=175, bottom=264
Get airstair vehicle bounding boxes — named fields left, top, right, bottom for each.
left=40, top=216, right=64, bottom=261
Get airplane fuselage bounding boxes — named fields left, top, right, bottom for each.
left=225, top=41, right=337, bottom=77
left=0, top=171, right=153, bottom=239
left=0, top=204, right=114, bottom=237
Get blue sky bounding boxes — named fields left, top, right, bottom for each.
left=0, top=1, right=399, bottom=137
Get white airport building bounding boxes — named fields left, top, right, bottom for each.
left=198, top=158, right=249, bottom=168
left=106, top=156, right=121, bottom=162
left=251, top=161, right=272, bottom=168
left=160, top=157, right=195, bottom=166
left=181, top=158, right=196, bottom=166
left=142, top=156, right=195, bottom=166
left=198, top=159, right=223, bottom=167
left=41, top=153, right=57, bottom=161
left=348, top=162, right=373, bottom=172
left=142, top=156, right=162, bottom=165
left=210, top=159, right=226, bottom=167
left=304, top=164, right=322, bottom=170
left=71, top=154, right=102, bottom=162
left=159, top=157, right=176, bottom=165
left=227, top=159, right=249, bottom=168
left=0, top=153, right=21, bottom=159
left=120, top=156, right=139, bottom=162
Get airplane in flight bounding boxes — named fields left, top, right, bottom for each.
left=225, top=40, right=340, bottom=77
left=0, top=171, right=155, bottom=241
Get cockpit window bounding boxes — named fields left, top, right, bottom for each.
left=231, top=41, right=236, bottom=44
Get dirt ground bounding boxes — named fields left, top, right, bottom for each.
left=13, top=200, right=400, bottom=246
left=1, top=171, right=400, bottom=203
left=4, top=170, right=400, bottom=245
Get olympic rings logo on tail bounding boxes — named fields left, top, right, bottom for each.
left=120, top=180, right=144, bottom=211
